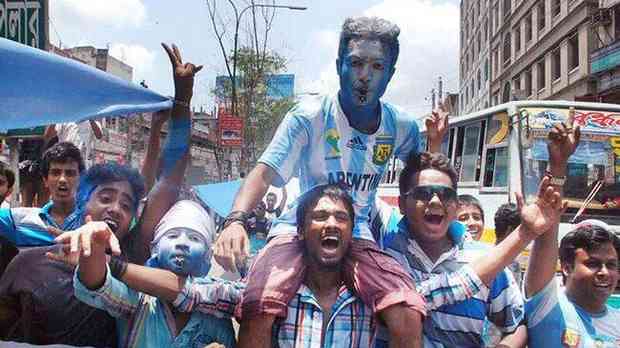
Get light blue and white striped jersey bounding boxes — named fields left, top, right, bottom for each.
left=525, top=278, right=620, bottom=348
left=260, top=94, right=420, bottom=240
left=381, top=216, right=524, bottom=347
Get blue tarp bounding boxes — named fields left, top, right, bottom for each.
left=193, top=180, right=243, bottom=218
left=0, top=38, right=172, bottom=131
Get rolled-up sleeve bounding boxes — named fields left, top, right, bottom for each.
left=73, top=264, right=140, bottom=319
left=172, top=276, right=245, bottom=318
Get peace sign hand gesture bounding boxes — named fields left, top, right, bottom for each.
left=161, top=43, right=203, bottom=104
left=547, top=108, right=581, bottom=175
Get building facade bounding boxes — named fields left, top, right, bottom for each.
left=460, top=0, right=620, bottom=113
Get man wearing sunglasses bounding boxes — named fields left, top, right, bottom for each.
left=377, top=151, right=566, bottom=347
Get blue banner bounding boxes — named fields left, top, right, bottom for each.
left=0, top=38, right=172, bottom=131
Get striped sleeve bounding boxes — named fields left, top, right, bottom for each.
left=487, top=269, right=525, bottom=333
left=417, top=265, right=487, bottom=310
left=73, top=265, right=140, bottom=319
left=172, top=277, right=245, bottom=318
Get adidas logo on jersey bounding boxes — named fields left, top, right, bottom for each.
left=346, top=136, right=367, bottom=151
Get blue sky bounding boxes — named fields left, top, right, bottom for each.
left=50, top=0, right=461, bottom=117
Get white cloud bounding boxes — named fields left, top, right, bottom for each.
left=53, top=0, right=147, bottom=28
left=109, top=43, right=155, bottom=81
left=302, top=0, right=460, bottom=118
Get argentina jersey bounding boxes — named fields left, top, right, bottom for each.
left=258, top=94, right=420, bottom=240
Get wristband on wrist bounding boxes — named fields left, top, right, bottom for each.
left=544, top=170, right=566, bottom=186
left=109, top=257, right=128, bottom=279
left=173, top=99, right=190, bottom=108
left=222, top=210, right=249, bottom=230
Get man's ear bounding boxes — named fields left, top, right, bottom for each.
left=42, top=176, right=49, bottom=189
left=561, top=262, right=573, bottom=278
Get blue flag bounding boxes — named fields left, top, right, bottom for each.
left=0, top=38, right=173, bottom=131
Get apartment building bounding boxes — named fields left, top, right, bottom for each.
left=461, top=0, right=620, bottom=112
left=459, top=0, right=492, bottom=114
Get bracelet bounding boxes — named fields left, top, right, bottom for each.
left=222, top=210, right=249, bottom=230
left=173, top=99, right=190, bottom=108
left=109, top=257, right=128, bottom=279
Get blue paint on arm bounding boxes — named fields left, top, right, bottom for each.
left=160, top=116, right=191, bottom=178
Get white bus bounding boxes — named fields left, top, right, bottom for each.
left=378, top=100, right=620, bottom=241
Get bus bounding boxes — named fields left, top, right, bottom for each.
left=378, top=100, right=620, bottom=241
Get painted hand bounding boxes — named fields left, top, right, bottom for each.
left=425, top=101, right=449, bottom=151
left=161, top=43, right=203, bottom=103
left=516, top=176, right=568, bottom=238
left=547, top=108, right=581, bottom=173
left=53, top=215, right=121, bottom=258
left=213, top=222, right=250, bottom=273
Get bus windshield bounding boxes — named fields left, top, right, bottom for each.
left=521, top=107, right=620, bottom=223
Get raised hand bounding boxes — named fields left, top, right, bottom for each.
left=425, top=101, right=449, bottom=152
left=53, top=215, right=121, bottom=257
left=213, top=223, right=250, bottom=273
left=161, top=43, right=203, bottom=103
left=516, top=176, right=567, bottom=238
left=151, top=108, right=171, bottom=129
left=547, top=108, right=581, bottom=174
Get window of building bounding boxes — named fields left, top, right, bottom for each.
left=525, top=69, right=532, bottom=96
left=537, top=1, right=546, bottom=30
left=537, top=58, right=546, bottom=90
left=552, top=47, right=561, bottom=81
left=513, top=74, right=521, bottom=94
left=552, top=0, right=561, bottom=17
left=503, top=32, right=512, bottom=65
left=515, top=25, right=521, bottom=54
left=485, top=58, right=490, bottom=80
left=478, top=70, right=482, bottom=90
left=525, top=12, right=533, bottom=42
left=568, top=33, right=579, bottom=71
left=503, top=0, right=511, bottom=18
left=493, top=5, right=499, bottom=30
left=484, top=19, right=488, bottom=42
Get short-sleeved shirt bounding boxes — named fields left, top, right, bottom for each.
left=381, top=216, right=524, bottom=347
left=0, top=201, right=81, bottom=247
left=525, top=278, right=620, bottom=348
left=259, top=94, right=420, bottom=240
left=0, top=246, right=117, bottom=347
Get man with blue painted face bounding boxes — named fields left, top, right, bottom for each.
left=60, top=200, right=236, bottom=348
left=213, top=16, right=449, bottom=347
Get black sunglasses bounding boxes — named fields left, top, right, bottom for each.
left=405, top=185, right=457, bottom=203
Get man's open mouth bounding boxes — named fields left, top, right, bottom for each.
left=423, top=213, right=445, bottom=225
left=171, top=254, right=188, bottom=267
left=103, top=218, right=119, bottom=232
left=321, top=235, right=341, bottom=251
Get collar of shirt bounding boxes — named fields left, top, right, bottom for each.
left=39, top=201, right=82, bottom=230
left=296, top=283, right=357, bottom=310
left=395, top=217, right=467, bottom=272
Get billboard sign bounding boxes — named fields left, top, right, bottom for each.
left=266, top=74, right=294, bottom=99
left=218, top=105, right=243, bottom=147
left=0, top=0, right=47, bottom=49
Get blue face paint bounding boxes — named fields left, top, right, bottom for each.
left=155, top=227, right=210, bottom=277
left=337, top=38, right=395, bottom=132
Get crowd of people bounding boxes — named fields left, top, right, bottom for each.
left=0, top=15, right=618, bottom=348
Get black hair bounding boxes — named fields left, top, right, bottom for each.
left=76, top=163, right=145, bottom=214
left=296, top=184, right=355, bottom=234
left=0, top=161, right=15, bottom=188
left=457, top=194, right=485, bottom=221
left=338, top=17, right=401, bottom=68
left=266, top=192, right=277, bottom=198
left=40, top=141, right=85, bottom=177
left=494, top=203, right=520, bottom=241
left=398, top=151, right=458, bottom=196
left=559, top=224, right=620, bottom=268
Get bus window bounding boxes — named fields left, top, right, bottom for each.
left=457, top=121, right=486, bottom=183
left=440, top=128, right=455, bottom=158
left=483, top=146, right=509, bottom=187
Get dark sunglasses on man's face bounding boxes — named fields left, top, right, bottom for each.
left=405, top=185, right=457, bottom=203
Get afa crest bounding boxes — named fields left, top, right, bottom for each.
left=372, top=143, right=393, bottom=165
left=562, top=328, right=580, bottom=348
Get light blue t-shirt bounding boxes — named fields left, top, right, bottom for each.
left=526, top=278, right=620, bottom=348
left=259, top=94, right=420, bottom=240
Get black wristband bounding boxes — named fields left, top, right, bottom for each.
left=109, top=257, right=128, bottom=279
left=222, top=210, right=249, bottom=230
